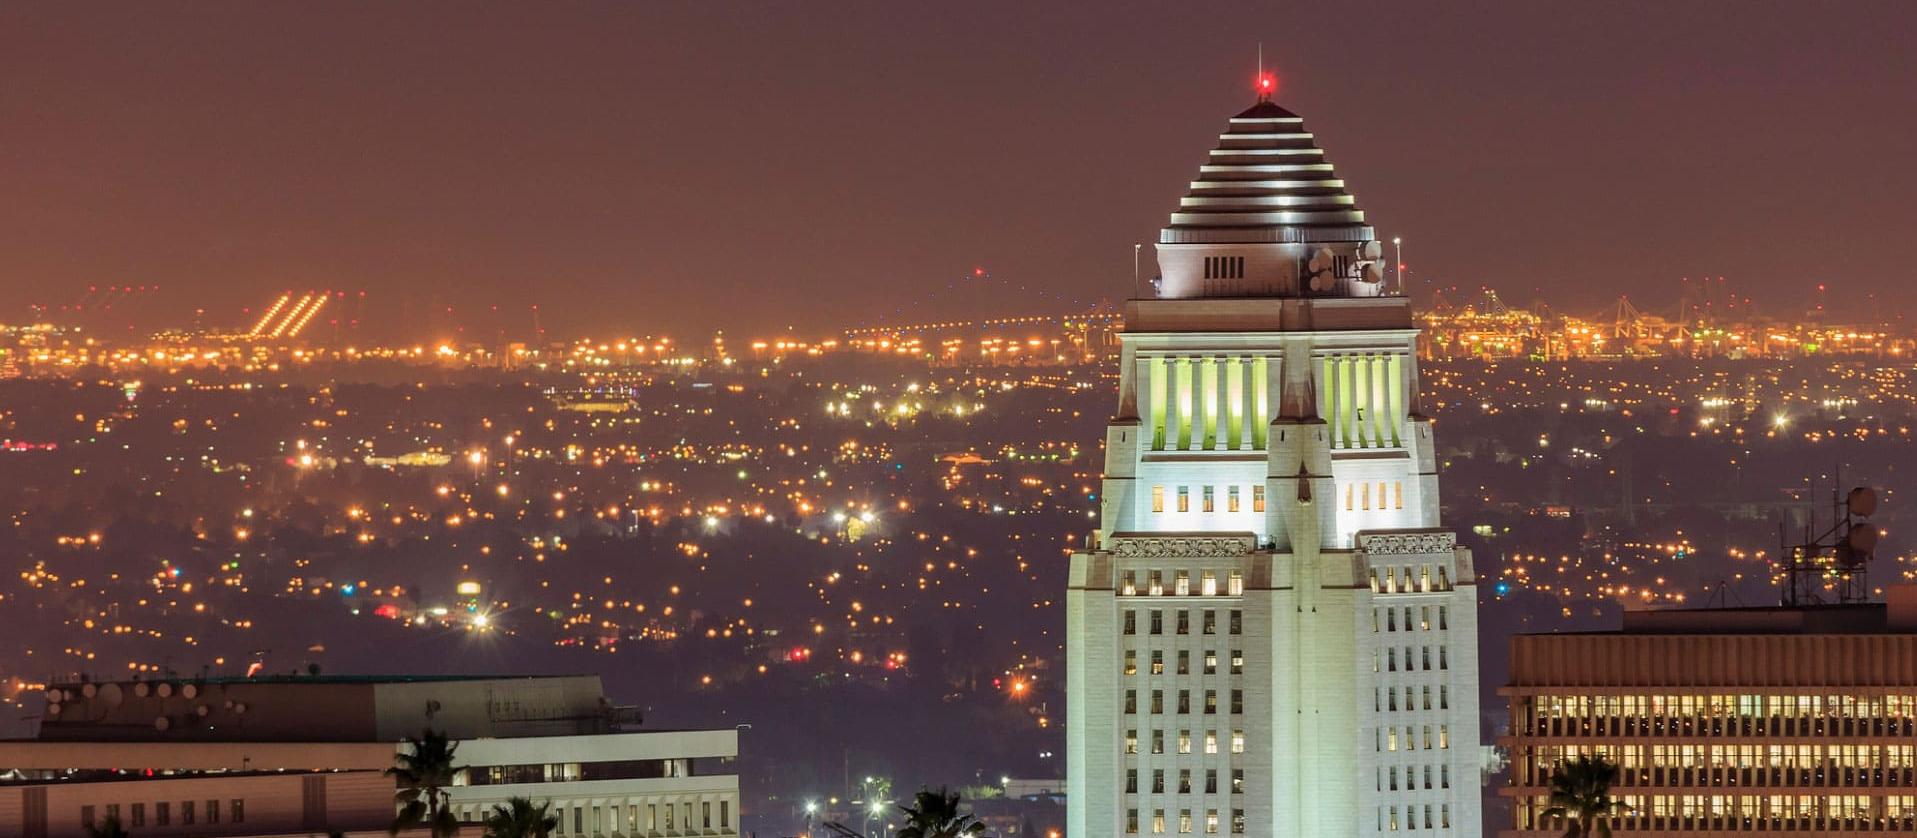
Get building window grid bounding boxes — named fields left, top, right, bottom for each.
left=1109, top=348, right=1487, bottom=838
left=1512, top=690, right=1917, bottom=832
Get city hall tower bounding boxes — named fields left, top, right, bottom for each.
left=1066, top=82, right=1482, bottom=838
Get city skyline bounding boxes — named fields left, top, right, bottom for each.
left=4, top=7, right=1916, bottom=838
left=5, top=2, right=1917, bottom=335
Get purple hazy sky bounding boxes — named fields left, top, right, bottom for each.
left=3, top=1, right=1914, bottom=337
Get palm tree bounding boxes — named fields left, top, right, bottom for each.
left=483, top=797, right=559, bottom=838
left=896, top=787, right=986, bottom=838
left=1542, top=753, right=1630, bottom=837
left=388, top=727, right=464, bottom=837
left=85, top=815, right=131, bottom=838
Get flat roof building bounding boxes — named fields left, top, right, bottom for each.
left=1500, top=588, right=1917, bottom=836
left=0, top=674, right=739, bottom=838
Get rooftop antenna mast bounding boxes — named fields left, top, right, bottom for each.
left=1255, top=44, right=1275, bottom=103
left=1776, top=474, right=1881, bottom=607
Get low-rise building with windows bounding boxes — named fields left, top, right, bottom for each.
left=0, top=674, right=739, bottom=838
left=1500, top=590, right=1917, bottom=835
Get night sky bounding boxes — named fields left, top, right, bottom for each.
left=4, top=1, right=1914, bottom=336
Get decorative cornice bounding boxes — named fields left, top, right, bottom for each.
left=1357, top=531, right=1457, bottom=556
left=1108, top=534, right=1259, bottom=558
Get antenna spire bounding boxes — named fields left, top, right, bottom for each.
left=1255, top=44, right=1276, bottom=103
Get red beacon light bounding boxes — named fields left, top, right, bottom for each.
left=1256, top=73, right=1277, bottom=101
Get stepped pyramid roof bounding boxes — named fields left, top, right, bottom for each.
left=1160, top=99, right=1375, bottom=246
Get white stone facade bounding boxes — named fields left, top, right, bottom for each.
left=1066, top=97, right=1481, bottom=838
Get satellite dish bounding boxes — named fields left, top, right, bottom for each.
left=134, top=682, right=150, bottom=698
left=1847, top=487, right=1879, bottom=518
left=156, top=683, right=174, bottom=698
left=182, top=684, right=198, bottom=699
left=153, top=716, right=171, bottom=731
left=1838, top=544, right=1865, bottom=568
left=1848, top=522, right=1880, bottom=555
left=82, top=683, right=98, bottom=699
left=46, top=703, right=61, bottom=716
left=44, top=688, right=62, bottom=704
left=1365, top=262, right=1384, bottom=282
left=195, top=705, right=211, bottom=718
left=1363, top=240, right=1383, bottom=260
left=101, top=683, right=123, bottom=706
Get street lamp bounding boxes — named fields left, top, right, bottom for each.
left=859, top=776, right=891, bottom=838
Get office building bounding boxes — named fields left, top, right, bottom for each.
left=1065, top=81, right=1483, bottom=837
left=1501, top=590, right=1917, bottom=835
